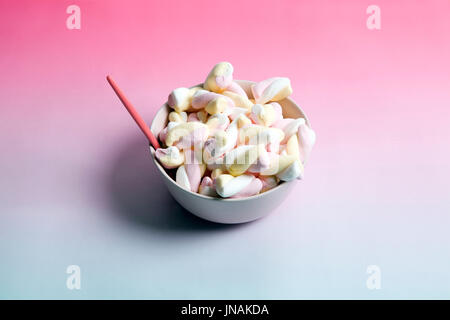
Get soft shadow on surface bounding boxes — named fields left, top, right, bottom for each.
left=105, top=134, right=247, bottom=233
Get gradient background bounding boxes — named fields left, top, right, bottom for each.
left=1, top=0, right=449, bottom=299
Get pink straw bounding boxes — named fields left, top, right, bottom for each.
left=107, top=75, right=160, bottom=149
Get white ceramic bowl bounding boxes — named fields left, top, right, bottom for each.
left=150, top=80, right=310, bottom=224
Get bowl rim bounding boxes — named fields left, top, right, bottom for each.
left=149, top=79, right=310, bottom=202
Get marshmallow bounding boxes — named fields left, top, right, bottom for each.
left=168, top=88, right=191, bottom=113
left=227, top=107, right=249, bottom=121
left=167, top=121, right=180, bottom=130
left=168, top=111, right=187, bottom=123
left=158, top=121, right=182, bottom=145
left=155, top=146, right=184, bottom=169
left=249, top=102, right=283, bottom=127
left=197, top=110, right=208, bottom=122
left=204, top=98, right=231, bottom=115
left=222, top=117, right=239, bottom=151
left=231, top=177, right=263, bottom=198
left=284, top=123, right=315, bottom=165
left=203, top=131, right=229, bottom=165
left=176, top=150, right=206, bottom=193
left=158, top=126, right=169, bottom=145
left=176, top=165, right=201, bottom=193
left=260, top=153, right=297, bottom=176
left=272, top=118, right=306, bottom=142
left=211, top=168, right=224, bottom=180
left=260, top=175, right=279, bottom=192
left=206, top=113, right=230, bottom=135
left=222, top=91, right=253, bottom=110
left=226, top=81, right=248, bottom=97
left=237, top=114, right=252, bottom=129
left=205, top=159, right=226, bottom=172
left=223, top=144, right=261, bottom=176
left=286, top=134, right=300, bottom=158
left=204, top=62, right=234, bottom=93
left=187, top=112, right=200, bottom=122
left=177, top=127, right=209, bottom=150
left=278, top=143, right=287, bottom=155
left=247, top=146, right=270, bottom=173
left=276, top=160, right=304, bottom=181
left=215, top=174, right=262, bottom=198
left=262, top=128, right=285, bottom=153
left=189, top=86, right=204, bottom=95
left=297, top=123, right=316, bottom=164
left=192, top=90, right=234, bottom=115
left=198, top=176, right=217, bottom=197
left=165, top=122, right=209, bottom=147
left=191, top=90, right=217, bottom=109
left=188, top=110, right=209, bottom=123
left=239, top=125, right=285, bottom=152
left=251, top=77, right=293, bottom=104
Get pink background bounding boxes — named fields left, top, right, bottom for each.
left=1, top=0, right=449, bottom=298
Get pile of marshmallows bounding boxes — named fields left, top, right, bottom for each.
left=155, top=62, right=316, bottom=199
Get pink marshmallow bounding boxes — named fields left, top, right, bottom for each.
left=184, top=164, right=202, bottom=192
left=260, top=176, right=279, bottom=192
left=269, top=102, right=283, bottom=122
left=198, top=176, right=217, bottom=197
left=158, top=126, right=168, bottom=144
left=188, top=113, right=200, bottom=122
left=226, top=81, right=247, bottom=97
left=216, top=74, right=233, bottom=90
left=175, top=126, right=208, bottom=149
left=230, top=177, right=263, bottom=198
left=183, top=150, right=204, bottom=193
left=248, top=150, right=271, bottom=173
left=251, top=77, right=292, bottom=104
left=297, top=124, right=316, bottom=164
left=192, top=91, right=234, bottom=110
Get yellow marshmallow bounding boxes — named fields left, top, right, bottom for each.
left=286, top=134, right=300, bottom=160
left=215, top=174, right=234, bottom=191
left=211, top=168, right=224, bottom=179
left=214, top=130, right=228, bottom=148
left=225, top=145, right=262, bottom=176
left=237, top=114, right=252, bottom=129
left=168, top=111, right=187, bottom=123
left=260, top=154, right=297, bottom=176
left=155, top=147, right=185, bottom=168
left=250, top=104, right=277, bottom=127
left=271, top=85, right=292, bottom=102
left=189, top=86, right=203, bottom=95
left=239, top=126, right=284, bottom=145
left=165, top=122, right=209, bottom=146
left=205, top=97, right=228, bottom=115
left=168, top=88, right=190, bottom=113
left=204, top=62, right=233, bottom=93
left=206, top=113, right=229, bottom=134
left=197, top=110, right=208, bottom=123
left=222, top=91, right=253, bottom=110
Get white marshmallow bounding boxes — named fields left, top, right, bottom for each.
left=276, top=160, right=304, bottom=181
left=273, top=118, right=306, bottom=143
left=251, top=77, right=293, bottom=104
left=155, top=146, right=184, bottom=169
left=215, top=174, right=262, bottom=198
left=297, top=123, right=316, bottom=164
left=204, top=62, right=234, bottom=93
left=168, top=88, right=191, bottom=113
left=198, top=176, right=217, bottom=197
